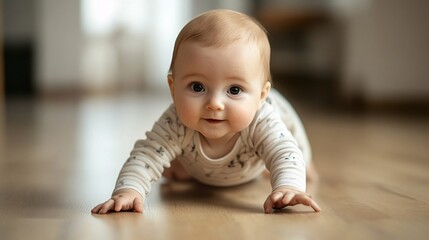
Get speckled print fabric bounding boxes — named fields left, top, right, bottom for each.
left=113, top=89, right=310, bottom=199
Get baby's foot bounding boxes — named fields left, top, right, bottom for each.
left=163, top=159, right=193, bottom=181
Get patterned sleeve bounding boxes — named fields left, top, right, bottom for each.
left=251, top=104, right=306, bottom=192
left=112, top=104, right=184, bottom=199
left=268, top=89, right=312, bottom=165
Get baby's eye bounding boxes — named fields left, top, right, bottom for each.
left=228, top=86, right=242, bottom=95
left=190, top=82, right=205, bottom=93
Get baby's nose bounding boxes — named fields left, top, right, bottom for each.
left=205, top=93, right=224, bottom=111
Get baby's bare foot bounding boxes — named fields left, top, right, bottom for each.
left=163, top=159, right=193, bottom=181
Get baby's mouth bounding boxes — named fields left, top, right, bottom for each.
left=204, top=119, right=224, bottom=124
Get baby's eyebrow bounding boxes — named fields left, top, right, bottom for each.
left=226, top=76, right=247, bottom=82
left=225, top=76, right=256, bottom=87
left=180, top=73, right=207, bottom=81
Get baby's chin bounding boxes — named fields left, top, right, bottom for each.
left=198, top=130, right=241, bottom=141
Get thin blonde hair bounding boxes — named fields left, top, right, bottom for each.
left=168, top=9, right=272, bottom=83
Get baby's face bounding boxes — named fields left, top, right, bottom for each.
left=168, top=40, right=270, bottom=142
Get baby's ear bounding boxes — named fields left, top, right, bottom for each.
left=167, top=74, right=175, bottom=100
left=259, top=81, right=271, bottom=106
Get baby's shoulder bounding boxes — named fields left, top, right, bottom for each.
left=252, top=100, right=280, bottom=126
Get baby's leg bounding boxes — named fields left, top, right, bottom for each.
left=162, top=159, right=193, bottom=181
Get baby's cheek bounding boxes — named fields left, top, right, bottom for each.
left=177, top=107, right=197, bottom=127
left=229, top=105, right=257, bottom=130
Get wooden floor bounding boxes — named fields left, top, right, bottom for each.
left=1, top=91, right=428, bottom=240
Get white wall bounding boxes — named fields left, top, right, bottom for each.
left=35, top=0, right=194, bottom=93
left=341, top=0, right=429, bottom=101
left=32, top=0, right=251, bottom=94
left=36, top=0, right=82, bottom=92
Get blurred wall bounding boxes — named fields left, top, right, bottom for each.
left=3, top=0, right=36, bottom=96
left=341, top=0, right=429, bottom=102
left=36, top=0, right=82, bottom=92
left=3, top=0, right=35, bottom=44
left=4, top=0, right=428, bottom=104
left=79, top=0, right=192, bottom=92
left=3, top=0, right=251, bottom=95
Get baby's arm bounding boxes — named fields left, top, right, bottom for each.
left=91, top=105, right=183, bottom=214
left=263, top=186, right=321, bottom=213
left=91, top=189, right=143, bottom=214
left=252, top=103, right=320, bottom=213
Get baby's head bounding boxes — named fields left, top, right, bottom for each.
left=169, top=9, right=271, bottom=83
left=167, top=9, right=272, bottom=140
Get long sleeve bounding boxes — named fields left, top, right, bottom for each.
left=112, top=105, right=184, bottom=199
left=249, top=103, right=306, bottom=192
left=268, top=89, right=312, bottom=165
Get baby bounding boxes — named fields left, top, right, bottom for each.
left=92, top=9, right=320, bottom=214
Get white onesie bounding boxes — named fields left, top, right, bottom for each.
left=113, top=89, right=311, bottom=199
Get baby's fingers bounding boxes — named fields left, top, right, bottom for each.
left=91, top=201, right=110, bottom=214
left=292, top=194, right=322, bottom=212
left=93, top=199, right=115, bottom=214
left=114, top=197, right=127, bottom=212
left=133, top=197, right=143, bottom=213
left=91, top=203, right=103, bottom=213
left=263, top=192, right=283, bottom=213
left=100, top=199, right=116, bottom=214
left=301, top=196, right=322, bottom=212
left=263, top=198, right=274, bottom=213
left=281, top=192, right=296, bottom=206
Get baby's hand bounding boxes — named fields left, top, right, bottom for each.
left=263, top=186, right=321, bottom=213
left=91, top=189, right=144, bottom=214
